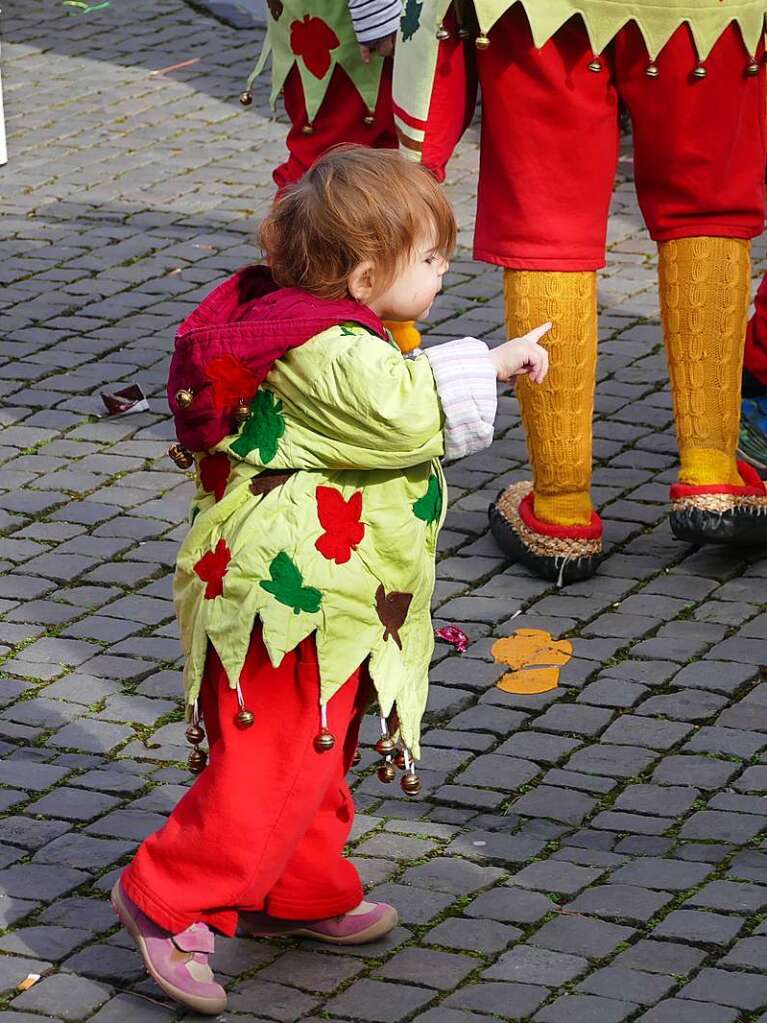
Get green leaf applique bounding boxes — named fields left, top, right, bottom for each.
left=400, top=0, right=423, bottom=41
left=260, top=552, right=322, bottom=615
left=230, top=389, right=286, bottom=463
left=413, top=473, right=442, bottom=525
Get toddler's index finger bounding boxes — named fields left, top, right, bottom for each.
left=526, top=321, right=552, bottom=345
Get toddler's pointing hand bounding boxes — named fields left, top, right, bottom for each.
left=489, top=322, right=551, bottom=384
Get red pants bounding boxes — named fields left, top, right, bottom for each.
left=475, top=11, right=767, bottom=269
left=122, top=629, right=369, bottom=937
left=745, top=271, right=767, bottom=391
left=275, top=61, right=397, bottom=191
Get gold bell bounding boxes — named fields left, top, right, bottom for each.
left=185, top=723, right=205, bottom=745
left=363, top=110, right=375, bottom=126
left=314, top=728, right=335, bottom=752
left=234, top=398, right=250, bottom=424
left=394, top=749, right=406, bottom=770
left=747, top=60, right=760, bottom=76
left=240, top=91, right=253, bottom=106
left=168, top=443, right=194, bottom=469
left=401, top=772, right=421, bottom=795
left=375, top=734, right=396, bottom=756
left=436, top=24, right=450, bottom=40
left=235, top=708, right=255, bottom=729
left=352, top=747, right=362, bottom=767
left=378, top=761, right=396, bottom=783
left=693, top=64, right=708, bottom=79
left=588, top=59, right=602, bottom=72
left=188, top=747, right=208, bottom=774
left=475, top=33, right=490, bottom=50
left=175, top=388, right=194, bottom=409
left=645, top=62, right=659, bottom=78
left=302, top=123, right=314, bottom=135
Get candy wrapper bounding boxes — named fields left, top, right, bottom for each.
left=435, top=625, right=469, bottom=653
left=100, top=384, right=149, bottom=416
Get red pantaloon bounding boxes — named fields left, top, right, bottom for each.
left=746, top=271, right=767, bottom=390
left=122, top=628, right=369, bottom=937
left=275, top=61, right=397, bottom=191
left=474, top=11, right=766, bottom=270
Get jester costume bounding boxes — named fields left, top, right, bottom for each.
left=120, top=266, right=497, bottom=936
left=394, top=0, right=767, bottom=581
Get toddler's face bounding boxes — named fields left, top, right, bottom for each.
left=367, top=234, right=449, bottom=322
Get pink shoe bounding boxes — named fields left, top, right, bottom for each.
left=111, top=879, right=226, bottom=1016
left=242, top=900, right=398, bottom=945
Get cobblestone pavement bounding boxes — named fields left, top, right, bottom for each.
left=1, top=2, right=767, bottom=1021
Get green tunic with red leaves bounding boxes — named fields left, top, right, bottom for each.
left=176, top=324, right=446, bottom=758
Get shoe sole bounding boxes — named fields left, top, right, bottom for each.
left=251, top=906, right=399, bottom=946
left=111, top=881, right=226, bottom=1016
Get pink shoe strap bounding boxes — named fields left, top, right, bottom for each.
left=173, top=922, right=215, bottom=954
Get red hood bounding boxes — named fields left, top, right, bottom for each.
left=167, top=265, right=387, bottom=451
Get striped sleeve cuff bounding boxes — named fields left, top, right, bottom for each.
left=424, top=337, right=498, bottom=461
left=347, top=0, right=402, bottom=42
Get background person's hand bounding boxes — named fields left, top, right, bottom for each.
left=359, top=33, right=396, bottom=63
left=489, top=322, right=552, bottom=384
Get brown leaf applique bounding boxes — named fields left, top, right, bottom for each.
left=375, top=585, right=413, bottom=651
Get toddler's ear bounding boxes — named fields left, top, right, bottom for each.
left=348, top=261, right=375, bottom=304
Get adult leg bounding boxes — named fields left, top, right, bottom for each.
left=619, top=23, right=767, bottom=541
left=480, top=8, right=617, bottom=580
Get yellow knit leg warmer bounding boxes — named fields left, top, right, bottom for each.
left=504, top=270, right=598, bottom=527
left=659, top=237, right=750, bottom=487
left=384, top=320, right=422, bottom=354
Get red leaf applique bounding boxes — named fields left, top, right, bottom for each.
left=289, top=15, right=340, bottom=79
left=199, top=452, right=231, bottom=502
left=315, top=486, right=365, bottom=565
left=203, top=355, right=260, bottom=412
left=194, top=538, right=231, bottom=599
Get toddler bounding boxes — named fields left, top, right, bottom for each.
left=111, top=146, right=549, bottom=1016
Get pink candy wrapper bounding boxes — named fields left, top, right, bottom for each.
left=435, top=625, right=469, bottom=653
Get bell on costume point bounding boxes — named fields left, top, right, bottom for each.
left=302, top=123, right=314, bottom=135
left=436, top=24, right=449, bottom=40
left=314, top=727, right=335, bottom=752
left=234, top=399, right=250, bottom=424
left=235, top=708, right=255, bottom=729
left=394, top=749, right=406, bottom=770
left=363, top=111, right=375, bottom=126
left=175, top=388, right=194, bottom=408
left=188, top=748, right=208, bottom=774
left=401, top=772, right=421, bottom=795
left=457, top=27, right=470, bottom=39
left=185, top=723, right=205, bottom=745
left=588, top=59, right=602, bottom=72
left=168, top=443, right=194, bottom=469
left=375, top=734, right=396, bottom=756
left=378, top=761, right=396, bottom=783
left=351, top=747, right=361, bottom=767
left=645, top=62, right=659, bottom=78
left=693, top=65, right=708, bottom=79
left=475, top=33, right=489, bottom=50
left=747, top=60, right=760, bottom=75
left=240, top=91, right=253, bottom=106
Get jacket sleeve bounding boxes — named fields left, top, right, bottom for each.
left=347, top=0, right=402, bottom=43
left=423, top=338, right=498, bottom=460
left=271, top=332, right=497, bottom=469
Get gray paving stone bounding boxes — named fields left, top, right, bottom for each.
left=567, top=745, right=658, bottom=779
left=325, top=979, right=434, bottom=1021
left=0, top=955, right=53, bottom=995
left=577, top=967, right=674, bottom=1005
left=484, top=945, right=588, bottom=985
left=651, top=909, right=743, bottom=947
left=511, top=786, right=597, bottom=825
left=567, top=885, right=673, bottom=924
left=534, top=994, right=637, bottom=1023
left=374, top=947, right=476, bottom=989
left=678, top=968, right=767, bottom=1010
left=426, top=917, right=521, bottom=953
left=11, top=973, right=112, bottom=1020
left=608, top=857, right=712, bottom=891
left=612, top=939, right=706, bottom=976
left=86, top=993, right=177, bottom=1023
left=400, top=857, right=505, bottom=896
left=530, top=915, right=635, bottom=959
left=0, top=926, right=92, bottom=962
left=455, top=754, right=540, bottom=791
left=227, top=978, right=320, bottom=1020
left=679, top=810, right=764, bottom=844
left=0, top=865, right=89, bottom=900
left=636, top=1000, right=738, bottom=1023
left=26, top=788, right=121, bottom=821
left=445, top=830, right=545, bottom=866
left=32, top=834, right=134, bottom=871
left=600, top=716, right=692, bottom=750
left=466, top=887, right=557, bottom=924
left=685, top=879, right=767, bottom=913
left=508, top=861, right=605, bottom=895
left=366, top=884, right=453, bottom=925
left=720, top=936, right=767, bottom=971
left=445, top=981, right=549, bottom=1020
left=652, top=755, right=738, bottom=789
left=496, top=732, right=582, bottom=764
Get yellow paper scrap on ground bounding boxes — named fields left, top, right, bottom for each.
left=492, top=628, right=572, bottom=695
